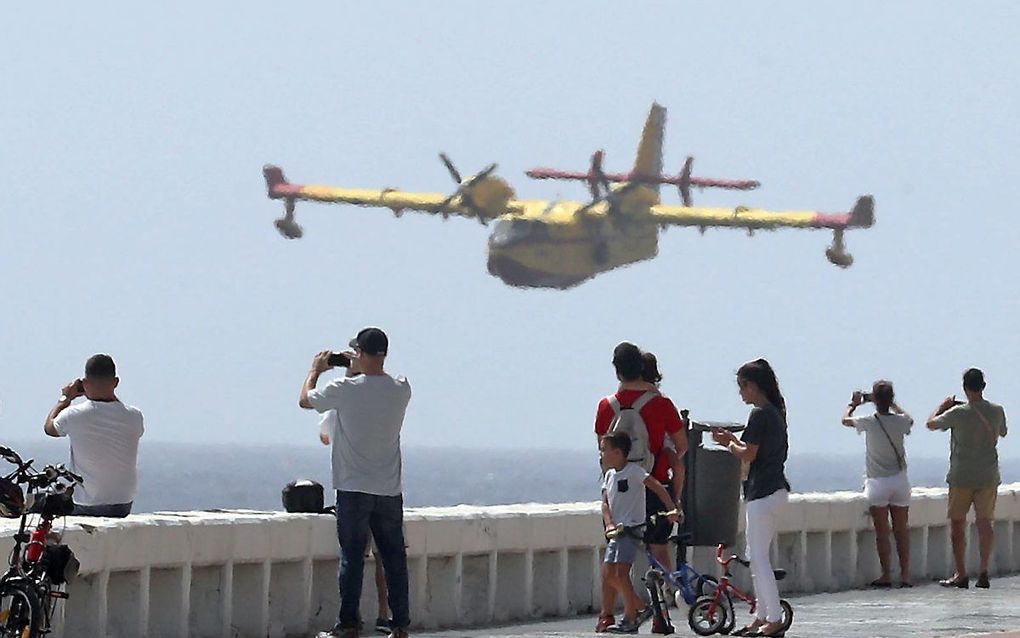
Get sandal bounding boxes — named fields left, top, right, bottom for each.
left=732, top=624, right=763, bottom=636
left=756, top=621, right=786, bottom=637
left=868, top=578, right=892, bottom=588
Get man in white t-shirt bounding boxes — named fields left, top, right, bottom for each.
left=842, top=380, right=913, bottom=587
left=43, top=354, right=144, bottom=518
left=300, top=327, right=411, bottom=638
left=317, top=360, right=392, bottom=635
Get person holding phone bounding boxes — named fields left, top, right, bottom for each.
left=317, top=355, right=392, bottom=635
left=300, top=327, right=412, bottom=638
left=711, top=359, right=790, bottom=638
left=842, top=380, right=913, bottom=588
left=926, top=368, right=1008, bottom=589
left=43, top=354, right=144, bottom=517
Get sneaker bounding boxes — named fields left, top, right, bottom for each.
left=595, top=614, right=616, bottom=633
left=374, top=618, right=391, bottom=634
left=635, top=607, right=654, bottom=626
left=607, top=619, right=640, bottom=634
left=316, top=628, right=359, bottom=638
left=387, top=628, right=409, bottom=638
left=975, top=572, right=990, bottom=589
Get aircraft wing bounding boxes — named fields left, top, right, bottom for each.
left=646, top=196, right=874, bottom=231
left=264, top=165, right=528, bottom=227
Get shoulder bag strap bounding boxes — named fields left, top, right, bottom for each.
left=632, top=391, right=657, bottom=411
left=970, top=404, right=999, bottom=445
left=873, top=414, right=905, bottom=471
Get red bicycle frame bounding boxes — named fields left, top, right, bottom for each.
left=703, top=544, right=759, bottom=620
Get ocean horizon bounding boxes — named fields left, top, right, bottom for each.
left=4, top=439, right=1018, bottom=514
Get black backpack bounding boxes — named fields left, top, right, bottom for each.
left=281, top=480, right=333, bottom=514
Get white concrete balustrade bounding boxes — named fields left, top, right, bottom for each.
left=1, top=484, right=1019, bottom=637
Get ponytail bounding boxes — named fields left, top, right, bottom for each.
left=737, top=358, right=786, bottom=416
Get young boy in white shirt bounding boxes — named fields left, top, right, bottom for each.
left=599, top=431, right=679, bottom=634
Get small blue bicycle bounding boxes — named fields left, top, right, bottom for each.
left=644, top=532, right=733, bottom=635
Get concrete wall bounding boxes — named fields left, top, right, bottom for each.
left=1, top=484, right=1019, bottom=637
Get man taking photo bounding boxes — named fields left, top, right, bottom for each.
left=43, top=354, right=144, bottom=517
left=927, top=368, right=1008, bottom=589
left=300, top=327, right=412, bottom=638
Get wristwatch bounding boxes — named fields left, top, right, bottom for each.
left=59, top=394, right=70, bottom=403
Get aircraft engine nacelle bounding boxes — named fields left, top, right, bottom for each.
left=465, top=175, right=515, bottom=220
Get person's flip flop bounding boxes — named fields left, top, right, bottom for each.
left=869, top=579, right=892, bottom=588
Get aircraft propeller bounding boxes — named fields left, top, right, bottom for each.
left=437, top=153, right=499, bottom=224
left=678, top=156, right=694, bottom=207
left=587, top=150, right=611, bottom=200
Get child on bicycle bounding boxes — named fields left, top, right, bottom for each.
left=599, top=431, right=680, bottom=634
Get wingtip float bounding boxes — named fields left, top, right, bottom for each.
left=264, top=104, right=874, bottom=288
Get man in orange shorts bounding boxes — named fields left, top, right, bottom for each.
left=927, top=368, right=1008, bottom=589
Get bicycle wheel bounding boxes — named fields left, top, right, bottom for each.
left=0, top=581, right=41, bottom=638
left=688, top=595, right=726, bottom=636
left=645, top=571, right=671, bottom=625
left=692, top=577, right=734, bottom=634
left=779, top=599, right=794, bottom=632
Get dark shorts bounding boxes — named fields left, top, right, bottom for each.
left=644, top=482, right=673, bottom=545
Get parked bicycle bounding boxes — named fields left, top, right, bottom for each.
left=687, top=543, right=793, bottom=637
left=0, top=445, right=82, bottom=638
left=645, top=531, right=727, bottom=635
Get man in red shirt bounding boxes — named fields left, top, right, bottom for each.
left=594, top=342, right=687, bottom=632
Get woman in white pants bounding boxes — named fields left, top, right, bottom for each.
left=842, top=380, right=913, bottom=587
left=712, top=359, right=791, bottom=638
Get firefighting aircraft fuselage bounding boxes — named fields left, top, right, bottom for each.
left=264, top=103, right=874, bottom=289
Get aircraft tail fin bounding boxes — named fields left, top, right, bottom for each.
left=263, top=164, right=289, bottom=199
left=631, top=103, right=666, bottom=188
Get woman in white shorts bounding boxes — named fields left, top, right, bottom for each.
left=842, top=380, right=914, bottom=588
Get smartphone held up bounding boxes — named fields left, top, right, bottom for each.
left=328, top=352, right=351, bottom=368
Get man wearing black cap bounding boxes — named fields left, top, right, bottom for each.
left=927, top=367, right=1008, bottom=589
left=43, top=354, right=144, bottom=517
left=300, top=327, right=412, bottom=638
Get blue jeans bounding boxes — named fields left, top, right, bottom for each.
left=335, top=491, right=409, bottom=630
left=71, top=502, right=132, bottom=517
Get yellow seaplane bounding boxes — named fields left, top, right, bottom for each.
left=263, top=104, right=874, bottom=289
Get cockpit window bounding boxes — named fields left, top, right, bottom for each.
left=490, top=220, right=548, bottom=247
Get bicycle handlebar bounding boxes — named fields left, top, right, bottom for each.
left=28, top=464, right=83, bottom=488
left=0, top=445, right=27, bottom=469
left=2, top=445, right=83, bottom=487
left=715, top=543, right=750, bottom=568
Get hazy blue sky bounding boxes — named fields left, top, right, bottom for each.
left=2, top=2, right=1018, bottom=460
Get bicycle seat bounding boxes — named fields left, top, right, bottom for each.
left=773, top=569, right=787, bottom=581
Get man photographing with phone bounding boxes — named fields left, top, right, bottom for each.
left=43, top=354, right=144, bottom=517
left=299, top=327, right=412, bottom=638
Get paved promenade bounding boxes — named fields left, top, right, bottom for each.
left=410, top=575, right=1020, bottom=638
